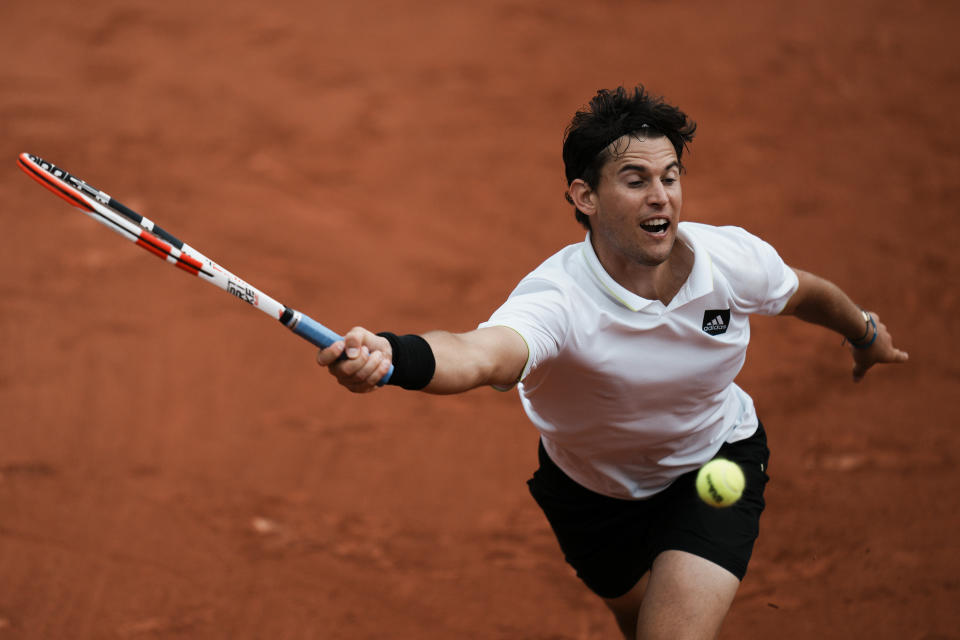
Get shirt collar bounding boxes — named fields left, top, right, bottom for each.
left=580, top=223, right=714, bottom=313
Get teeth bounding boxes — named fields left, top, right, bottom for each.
left=640, top=217, right=669, bottom=232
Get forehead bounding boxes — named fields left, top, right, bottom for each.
left=603, top=134, right=678, bottom=172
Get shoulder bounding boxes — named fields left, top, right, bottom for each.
left=482, top=243, right=587, bottom=375
left=682, top=222, right=785, bottom=271
left=510, top=241, right=585, bottom=297
left=682, top=222, right=797, bottom=310
left=681, top=222, right=776, bottom=256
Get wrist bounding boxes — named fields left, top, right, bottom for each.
left=849, top=309, right=872, bottom=342
left=376, top=332, right=436, bottom=390
left=845, top=310, right=877, bottom=350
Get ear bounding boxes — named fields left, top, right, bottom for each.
left=567, top=179, right=598, bottom=216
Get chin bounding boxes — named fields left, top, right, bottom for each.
left=636, top=254, right=671, bottom=267
left=637, top=237, right=676, bottom=266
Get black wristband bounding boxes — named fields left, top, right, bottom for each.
left=376, top=332, right=436, bottom=390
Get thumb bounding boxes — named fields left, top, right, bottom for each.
left=852, top=361, right=870, bottom=383
left=342, top=327, right=370, bottom=359
left=316, top=340, right=345, bottom=366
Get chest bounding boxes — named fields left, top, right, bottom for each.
left=560, top=291, right=751, bottom=401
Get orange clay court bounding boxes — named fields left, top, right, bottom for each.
left=1, top=1, right=958, bottom=638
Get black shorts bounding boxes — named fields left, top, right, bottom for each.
left=527, top=423, right=770, bottom=599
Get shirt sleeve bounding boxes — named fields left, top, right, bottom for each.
left=477, top=276, right=570, bottom=382
left=718, top=226, right=799, bottom=316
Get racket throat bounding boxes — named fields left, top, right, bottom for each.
left=279, top=306, right=298, bottom=328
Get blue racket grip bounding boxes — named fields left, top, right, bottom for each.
left=287, top=311, right=393, bottom=386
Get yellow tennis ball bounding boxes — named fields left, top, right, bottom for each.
left=696, top=459, right=745, bottom=508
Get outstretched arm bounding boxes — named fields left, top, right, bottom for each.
left=779, top=269, right=909, bottom=382
left=316, top=325, right=529, bottom=394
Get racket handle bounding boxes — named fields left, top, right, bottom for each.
left=287, top=311, right=394, bottom=386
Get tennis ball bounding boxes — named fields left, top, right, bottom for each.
left=696, top=458, right=745, bottom=508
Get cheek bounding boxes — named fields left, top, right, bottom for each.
left=598, top=191, right=634, bottom=216
left=671, top=189, right=683, bottom=210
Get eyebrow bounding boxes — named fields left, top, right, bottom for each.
left=618, top=161, right=680, bottom=175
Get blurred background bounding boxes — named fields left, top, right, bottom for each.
left=1, top=0, right=958, bottom=637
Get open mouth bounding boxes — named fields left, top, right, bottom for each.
left=639, top=218, right=670, bottom=234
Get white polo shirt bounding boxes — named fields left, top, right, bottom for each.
left=479, top=222, right=799, bottom=499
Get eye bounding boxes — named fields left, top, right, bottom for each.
left=627, top=178, right=646, bottom=187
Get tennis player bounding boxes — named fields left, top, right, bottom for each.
left=316, top=86, right=908, bottom=639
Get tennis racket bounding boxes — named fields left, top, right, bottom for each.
left=17, top=152, right=393, bottom=385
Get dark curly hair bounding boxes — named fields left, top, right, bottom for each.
left=562, top=86, right=697, bottom=229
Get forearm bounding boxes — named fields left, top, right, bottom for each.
left=421, top=328, right=527, bottom=394
left=317, top=325, right=527, bottom=394
left=780, top=269, right=871, bottom=341
left=778, top=268, right=908, bottom=381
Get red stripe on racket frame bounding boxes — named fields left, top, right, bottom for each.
left=175, top=253, right=203, bottom=276
left=135, top=232, right=203, bottom=277
left=17, top=156, right=95, bottom=213
left=135, top=230, right=173, bottom=261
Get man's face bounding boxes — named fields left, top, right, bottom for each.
left=586, top=134, right=683, bottom=269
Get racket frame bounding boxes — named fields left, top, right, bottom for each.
left=18, top=152, right=390, bottom=384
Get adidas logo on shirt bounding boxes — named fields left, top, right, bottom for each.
left=702, top=309, right=731, bottom=336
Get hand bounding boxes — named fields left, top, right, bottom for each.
left=316, top=327, right=393, bottom=392
left=850, top=312, right=909, bottom=382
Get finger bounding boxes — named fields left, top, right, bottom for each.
left=343, top=353, right=383, bottom=391
left=879, top=340, right=909, bottom=364
left=343, top=329, right=367, bottom=359
left=358, top=350, right=391, bottom=387
left=342, top=379, right=375, bottom=393
left=852, top=361, right=870, bottom=382
left=885, top=343, right=909, bottom=362
left=375, top=356, right=393, bottom=381
left=349, top=346, right=380, bottom=381
left=316, top=340, right=346, bottom=366
left=349, top=383, right=378, bottom=394
left=336, top=345, right=374, bottom=378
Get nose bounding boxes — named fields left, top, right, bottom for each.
left=646, top=180, right=667, bottom=207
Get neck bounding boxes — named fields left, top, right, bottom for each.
left=593, top=237, right=694, bottom=305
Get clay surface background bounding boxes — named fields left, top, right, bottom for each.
left=1, top=1, right=958, bottom=638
